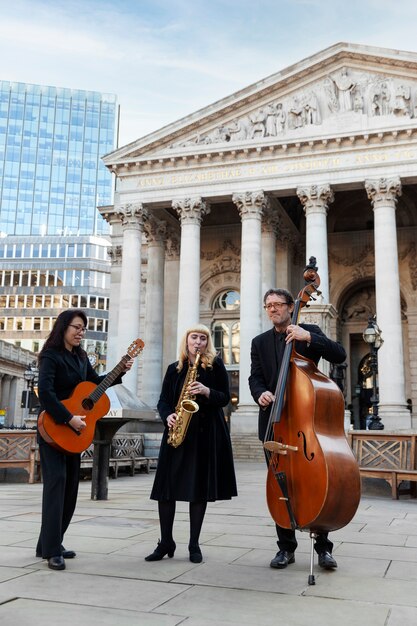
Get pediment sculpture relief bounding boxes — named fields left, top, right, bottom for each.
left=170, top=68, right=417, bottom=148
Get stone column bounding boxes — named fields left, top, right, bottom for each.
left=365, top=177, right=410, bottom=428
left=2, top=375, right=11, bottom=427
left=173, top=197, right=210, bottom=344
left=232, top=190, right=266, bottom=433
left=106, top=243, right=122, bottom=371
left=297, top=184, right=334, bottom=303
left=141, top=216, right=166, bottom=408
left=163, top=228, right=180, bottom=371
left=117, top=203, right=148, bottom=395
left=101, top=206, right=124, bottom=374
left=261, top=200, right=277, bottom=332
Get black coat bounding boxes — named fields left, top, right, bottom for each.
left=249, top=324, right=347, bottom=441
left=151, top=357, right=238, bottom=502
left=37, top=348, right=124, bottom=425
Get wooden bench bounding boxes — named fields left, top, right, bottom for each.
left=348, top=431, right=417, bottom=499
left=0, top=430, right=39, bottom=483
left=80, top=433, right=152, bottom=478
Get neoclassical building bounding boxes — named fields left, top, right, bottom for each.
left=99, top=42, right=417, bottom=433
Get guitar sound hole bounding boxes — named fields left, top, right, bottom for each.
left=82, top=398, right=94, bottom=410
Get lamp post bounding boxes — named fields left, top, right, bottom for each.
left=23, top=361, right=39, bottom=427
left=362, top=316, right=384, bottom=430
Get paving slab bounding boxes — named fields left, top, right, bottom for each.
left=0, top=461, right=417, bottom=625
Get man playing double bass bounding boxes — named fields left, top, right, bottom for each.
left=249, top=287, right=347, bottom=571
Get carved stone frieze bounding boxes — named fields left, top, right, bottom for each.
left=169, top=68, right=417, bottom=149
left=173, top=197, right=210, bottom=225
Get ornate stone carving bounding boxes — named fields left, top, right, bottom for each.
left=365, top=177, right=402, bottom=206
left=173, top=197, right=210, bottom=225
left=330, top=244, right=373, bottom=267
left=341, top=287, right=375, bottom=322
left=108, top=245, right=122, bottom=265
left=232, top=190, right=269, bottom=219
left=117, top=203, right=148, bottom=230
left=144, top=215, right=167, bottom=244
left=409, top=244, right=417, bottom=290
left=201, top=239, right=241, bottom=260
left=165, top=226, right=180, bottom=259
left=297, top=184, right=334, bottom=213
left=262, top=204, right=282, bottom=234
left=169, top=70, right=417, bottom=148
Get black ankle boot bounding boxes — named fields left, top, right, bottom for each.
left=189, top=544, right=202, bottom=563
left=145, top=540, right=176, bottom=561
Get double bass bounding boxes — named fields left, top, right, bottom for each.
left=264, top=259, right=360, bottom=584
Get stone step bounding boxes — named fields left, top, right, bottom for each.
left=231, top=433, right=264, bottom=461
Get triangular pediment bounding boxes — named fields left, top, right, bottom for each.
left=104, top=42, right=417, bottom=166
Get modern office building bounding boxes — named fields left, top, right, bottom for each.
left=0, top=81, right=118, bottom=360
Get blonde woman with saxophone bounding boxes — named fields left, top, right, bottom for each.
left=145, top=324, right=237, bottom=564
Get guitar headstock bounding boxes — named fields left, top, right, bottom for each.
left=127, top=339, right=145, bottom=358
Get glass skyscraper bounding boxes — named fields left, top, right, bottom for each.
left=0, top=81, right=116, bottom=236
left=0, top=81, right=118, bottom=358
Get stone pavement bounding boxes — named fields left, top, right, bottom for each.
left=1, top=461, right=417, bottom=626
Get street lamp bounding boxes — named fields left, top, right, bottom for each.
left=362, top=316, right=384, bottom=430
left=23, top=361, right=39, bottom=426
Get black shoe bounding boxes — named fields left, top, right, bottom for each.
left=270, top=550, right=295, bottom=569
left=318, top=551, right=337, bottom=569
left=189, top=545, right=202, bottom=563
left=48, top=556, right=66, bottom=570
left=61, top=546, right=76, bottom=559
left=144, top=540, right=176, bottom=561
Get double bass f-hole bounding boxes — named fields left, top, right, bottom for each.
left=298, top=431, right=315, bottom=461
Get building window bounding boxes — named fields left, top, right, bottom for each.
left=213, top=290, right=240, bottom=311
left=213, top=321, right=240, bottom=366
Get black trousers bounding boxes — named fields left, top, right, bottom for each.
left=36, top=439, right=80, bottom=558
left=263, top=451, right=333, bottom=554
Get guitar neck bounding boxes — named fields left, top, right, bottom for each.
left=89, top=356, right=129, bottom=403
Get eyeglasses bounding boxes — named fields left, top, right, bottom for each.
left=68, top=324, right=87, bottom=333
left=264, top=302, right=288, bottom=310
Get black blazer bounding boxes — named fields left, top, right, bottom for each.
left=38, top=348, right=124, bottom=425
left=249, top=324, right=346, bottom=440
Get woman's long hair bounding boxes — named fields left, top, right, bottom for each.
left=39, top=309, right=88, bottom=361
left=177, top=324, right=217, bottom=372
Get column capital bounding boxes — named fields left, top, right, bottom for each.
left=297, top=183, right=334, bottom=214
left=173, top=197, right=210, bottom=225
left=108, top=245, right=123, bottom=266
left=365, top=177, right=402, bottom=207
left=117, top=203, right=149, bottom=230
left=144, top=215, right=167, bottom=244
left=261, top=203, right=281, bottom=234
left=233, top=190, right=268, bottom=219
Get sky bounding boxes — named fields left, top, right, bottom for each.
left=2, top=0, right=417, bottom=148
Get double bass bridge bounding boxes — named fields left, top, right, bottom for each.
left=264, top=440, right=298, bottom=456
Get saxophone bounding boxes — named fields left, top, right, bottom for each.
left=167, top=350, right=201, bottom=448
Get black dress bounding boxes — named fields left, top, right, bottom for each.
left=151, top=357, right=237, bottom=502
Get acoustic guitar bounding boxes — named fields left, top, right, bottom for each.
left=37, top=339, right=144, bottom=454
